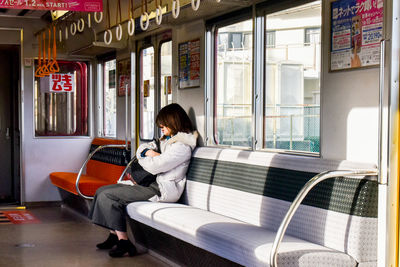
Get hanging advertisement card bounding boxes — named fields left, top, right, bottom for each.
left=330, top=0, right=383, bottom=71
left=49, top=73, right=75, bottom=93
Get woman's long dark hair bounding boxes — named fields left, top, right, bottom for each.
left=156, top=103, right=193, bottom=137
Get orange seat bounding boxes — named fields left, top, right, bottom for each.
left=50, top=173, right=115, bottom=196
left=49, top=138, right=129, bottom=197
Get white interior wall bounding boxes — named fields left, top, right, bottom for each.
left=320, top=1, right=379, bottom=164
left=173, top=20, right=206, bottom=146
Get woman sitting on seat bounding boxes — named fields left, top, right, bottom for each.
left=88, top=103, right=198, bottom=257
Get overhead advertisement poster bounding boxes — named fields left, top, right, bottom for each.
left=0, top=0, right=103, bottom=12
left=330, top=0, right=383, bottom=71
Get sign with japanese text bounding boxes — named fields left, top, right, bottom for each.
left=330, top=0, right=383, bottom=71
left=117, top=58, right=131, bottom=96
left=164, top=76, right=172, bottom=95
left=2, top=210, right=40, bottom=224
left=118, top=75, right=130, bottom=96
left=50, top=73, right=75, bottom=93
left=143, top=80, right=150, bottom=97
left=0, top=0, right=102, bottom=12
left=179, top=39, right=200, bottom=89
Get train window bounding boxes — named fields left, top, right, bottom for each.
left=34, top=61, right=88, bottom=137
left=215, top=19, right=253, bottom=147
left=140, top=46, right=155, bottom=140
left=103, top=59, right=117, bottom=137
left=264, top=1, right=321, bottom=153
left=160, top=40, right=172, bottom=108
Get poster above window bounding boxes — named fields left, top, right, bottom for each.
left=179, top=39, right=200, bottom=89
left=330, top=0, right=383, bottom=71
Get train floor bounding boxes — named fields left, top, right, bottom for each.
left=0, top=206, right=171, bottom=267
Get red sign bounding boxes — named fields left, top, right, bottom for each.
left=0, top=0, right=103, bottom=12
left=50, top=73, right=75, bottom=93
left=118, top=75, right=130, bottom=96
left=2, top=211, right=40, bottom=224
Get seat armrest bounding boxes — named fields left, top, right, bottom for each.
left=117, top=156, right=139, bottom=183
left=76, top=144, right=127, bottom=199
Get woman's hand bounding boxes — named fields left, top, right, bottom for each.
left=145, top=149, right=160, bottom=157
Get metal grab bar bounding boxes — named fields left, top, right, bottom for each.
left=270, top=169, right=378, bottom=267
left=117, top=156, right=138, bottom=183
left=75, top=144, right=127, bottom=199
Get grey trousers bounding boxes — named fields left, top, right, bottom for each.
left=88, top=182, right=160, bottom=232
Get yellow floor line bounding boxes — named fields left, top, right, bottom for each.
left=0, top=206, right=26, bottom=210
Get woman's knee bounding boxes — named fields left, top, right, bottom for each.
left=95, top=184, right=119, bottom=196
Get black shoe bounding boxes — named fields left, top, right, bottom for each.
left=109, top=239, right=137, bottom=257
left=96, top=233, right=118, bottom=250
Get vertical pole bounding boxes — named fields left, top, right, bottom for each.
left=378, top=39, right=386, bottom=185
left=290, top=114, right=293, bottom=150
left=125, top=84, right=128, bottom=148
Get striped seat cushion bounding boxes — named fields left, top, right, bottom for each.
left=181, top=147, right=378, bottom=264
left=127, top=201, right=357, bottom=267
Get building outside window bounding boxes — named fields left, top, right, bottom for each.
left=103, top=59, right=116, bottom=137
left=215, top=19, right=253, bottom=147
left=266, top=31, right=276, bottom=48
left=264, top=1, right=321, bottom=153
left=140, top=46, right=155, bottom=140
left=304, top=27, right=321, bottom=46
left=160, top=41, right=172, bottom=108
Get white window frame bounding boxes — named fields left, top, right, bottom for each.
left=206, top=1, right=321, bottom=156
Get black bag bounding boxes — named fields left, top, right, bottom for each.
left=127, top=138, right=161, bottom=187
left=127, top=158, right=157, bottom=187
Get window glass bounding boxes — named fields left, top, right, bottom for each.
left=305, top=27, right=321, bottom=46
left=266, top=31, right=276, bottom=48
left=160, top=41, right=172, bottom=108
left=140, top=47, right=155, bottom=140
left=264, top=1, right=321, bottom=153
left=215, top=19, right=253, bottom=147
left=34, top=61, right=88, bottom=136
left=103, top=59, right=116, bottom=137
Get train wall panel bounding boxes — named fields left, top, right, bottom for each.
left=175, top=20, right=206, bottom=146
left=321, top=1, right=379, bottom=164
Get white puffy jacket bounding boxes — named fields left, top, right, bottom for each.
left=136, top=131, right=198, bottom=202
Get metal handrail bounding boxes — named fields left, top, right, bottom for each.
left=117, top=156, right=138, bottom=183
left=269, top=169, right=378, bottom=267
left=75, top=144, right=127, bottom=199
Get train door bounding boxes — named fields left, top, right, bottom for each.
left=136, top=31, right=172, bottom=145
left=0, top=45, right=20, bottom=204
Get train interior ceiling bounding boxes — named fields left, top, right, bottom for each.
left=0, top=0, right=399, bottom=266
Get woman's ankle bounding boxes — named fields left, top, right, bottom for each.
left=115, top=230, right=128, bottom=240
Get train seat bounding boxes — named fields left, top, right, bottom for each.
left=50, top=138, right=130, bottom=197
left=127, top=147, right=378, bottom=266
